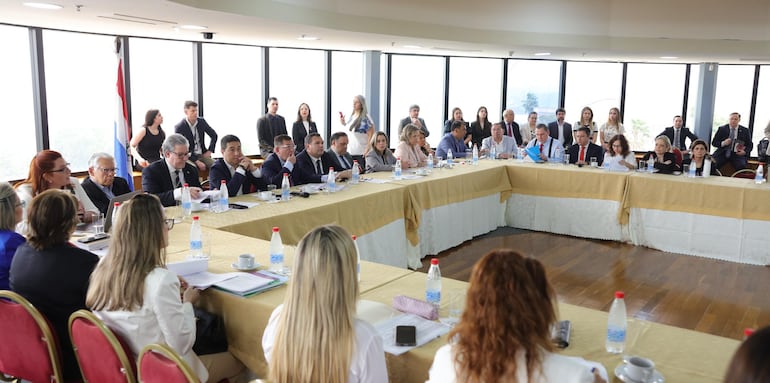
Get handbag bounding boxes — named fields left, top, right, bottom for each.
left=193, top=308, right=229, bottom=355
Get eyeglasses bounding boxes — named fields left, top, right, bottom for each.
left=278, top=144, right=296, bottom=150
left=15, top=200, right=26, bottom=209
left=164, top=218, right=175, bottom=230
left=172, top=152, right=190, bottom=158
left=49, top=163, right=71, bottom=173
left=97, top=167, right=118, bottom=174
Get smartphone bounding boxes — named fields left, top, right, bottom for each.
left=228, top=203, right=248, bottom=210
left=77, top=233, right=109, bottom=244
left=395, top=325, right=416, bottom=346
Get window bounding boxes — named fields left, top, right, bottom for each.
left=564, top=62, right=623, bottom=132
left=389, top=55, right=446, bottom=148
left=0, top=25, right=36, bottom=180
left=130, top=38, right=194, bottom=153
left=331, top=51, right=363, bottom=141
left=202, top=43, right=262, bottom=155
left=685, top=64, right=699, bottom=132
left=447, top=57, right=503, bottom=142
left=506, top=59, right=562, bottom=127
left=752, top=65, right=770, bottom=155
left=712, top=65, right=754, bottom=136
left=44, top=30, right=115, bottom=172
left=623, top=63, right=687, bottom=152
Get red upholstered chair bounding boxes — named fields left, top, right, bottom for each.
left=0, top=290, right=67, bottom=383
left=68, top=310, right=137, bottom=383
left=672, top=148, right=683, bottom=168
left=731, top=168, right=756, bottom=179
left=137, top=343, right=198, bottom=383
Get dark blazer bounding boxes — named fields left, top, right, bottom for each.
left=658, top=127, right=698, bottom=150
left=469, top=121, right=492, bottom=150
left=174, top=118, right=217, bottom=162
left=548, top=121, right=573, bottom=147
left=10, top=242, right=98, bottom=380
left=711, top=124, right=753, bottom=158
left=294, top=150, right=344, bottom=185
left=398, top=117, right=429, bottom=138
left=142, top=159, right=201, bottom=207
left=209, top=158, right=267, bottom=197
left=257, top=114, right=288, bottom=154
left=261, top=153, right=296, bottom=187
left=291, top=120, right=317, bottom=153
left=327, top=149, right=355, bottom=170
left=567, top=142, right=604, bottom=165
left=81, top=176, right=132, bottom=215
left=500, top=120, right=523, bottom=146
left=642, top=152, right=679, bottom=174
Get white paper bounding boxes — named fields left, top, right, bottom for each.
left=213, top=272, right=274, bottom=294
left=362, top=178, right=390, bottom=184
left=192, top=190, right=220, bottom=203
left=371, top=313, right=451, bottom=355
left=167, top=259, right=237, bottom=289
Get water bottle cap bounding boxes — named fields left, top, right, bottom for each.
left=114, top=202, right=120, bottom=206
left=283, top=173, right=288, bottom=176
left=744, top=328, right=755, bottom=337
left=183, top=183, right=189, bottom=187
left=614, top=291, right=624, bottom=299
left=272, top=227, right=280, bottom=232
left=430, top=258, right=439, bottom=265
left=353, top=160, right=358, bottom=164
left=192, top=216, right=199, bottom=221
left=352, top=235, right=357, bottom=240
left=221, top=180, right=226, bottom=184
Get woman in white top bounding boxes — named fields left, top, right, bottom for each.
left=520, top=111, right=538, bottom=147
left=394, top=124, right=428, bottom=169
left=603, top=134, right=636, bottom=171
left=427, top=249, right=607, bottom=383
left=340, top=95, right=375, bottom=156
left=14, top=150, right=97, bottom=234
left=599, top=107, right=625, bottom=150
left=262, top=225, right=388, bottom=383
left=87, top=194, right=244, bottom=383
left=574, top=106, right=598, bottom=145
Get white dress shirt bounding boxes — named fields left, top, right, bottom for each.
left=603, top=152, right=637, bottom=172
left=481, top=135, right=518, bottom=158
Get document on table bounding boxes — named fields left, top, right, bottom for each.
left=362, top=178, right=390, bottom=184
left=167, top=259, right=237, bottom=289
left=192, top=190, right=220, bottom=203
left=371, top=313, right=451, bottom=355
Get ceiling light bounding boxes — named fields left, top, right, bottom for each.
left=297, top=34, right=319, bottom=41
left=534, top=52, right=551, bottom=56
left=402, top=45, right=422, bottom=49
left=23, top=2, right=62, bottom=9
left=180, top=25, right=207, bottom=30
left=659, top=56, right=678, bottom=59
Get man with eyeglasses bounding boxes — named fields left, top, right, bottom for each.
left=81, top=152, right=132, bottom=215
left=262, top=134, right=297, bottom=187
left=209, top=134, right=267, bottom=196
left=142, top=134, right=203, bottom=207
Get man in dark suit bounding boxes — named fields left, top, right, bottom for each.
left=257, top=96, right=288, bottom=155
left=81, top=152, right=132, bottom=215
left=142, top=134, right=203, bottom=207
left=567, top=127, right=604, bottom=166
left=294, top=133, right=350, bottom=186
left=501, top=109, right=523, bottom=146
left=712, top=112, right=753, bottom=171
left=209, top=134, right=267, bottom=196
left=262, top=134, right=297, bottom=187
left=398, top=104, right=429, bottom=139
left=548, top=107, right=573, bottom=148
left=174, top=100, right=218, bottom=172
left=327, top=132, right=356, bottom=170
left=658, top=115, right=698, bottom=154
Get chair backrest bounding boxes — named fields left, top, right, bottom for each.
left=137, top=343, right=198, bottom=383
left=672, top=148, right=683, bottom=167
left=731, top=168, right=756, bottom=179
left=0, top=290, right=65, bottom=383
left=69, top=310, right=137, bottom=383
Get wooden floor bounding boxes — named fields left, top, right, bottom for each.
left=417, top=228, right=770, bottom=341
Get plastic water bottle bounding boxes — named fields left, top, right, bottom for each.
left=447, top=149, right=454, bottom=166
left=755, top=164, right=764, bottom=184
left=688, top=161, right=697, bottom=178
left=181, top=183, right=192, bottom=218
left=269, top=227, right=284, bottom=273
left=218, top=180, right=229, bottom=212
left=110, top=202, right=120, bottom=232
left=427, top=153, right=434, bottom=171
left=426, top=258, right=441, bottom=308
left=703, top=158, right=712, bottom=178
left=281, top=173, right=291, bottom=201
left=606, top=291, right=627, bottom=353
left=352, top=234, right=361, bottom=282
left=489, top=145, right=496, bottom=160
left=350, top=160, right=360, bottom=184
left=472, top=144, right=479, bottom=166
left=394, top=157, right=402, bottom=180
left=327, top=168, right=336, bottom=193
left=646, top=158, right=654, bottom=173
left=189, top=216, right=203, bottom=259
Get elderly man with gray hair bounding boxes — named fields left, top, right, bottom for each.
left=142, top=133, right=203, bottom=207
left=81, top=152, right=133, bottom=215
left=398, top=104, right=429, bottom=139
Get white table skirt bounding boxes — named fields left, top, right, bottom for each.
left=629, top=208, right=770, bottom=265
left=357, top=218, right=411, bottom=268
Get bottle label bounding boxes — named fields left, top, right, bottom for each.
left=607, top=327, right=626, bottom=343
left=190, top=240, right=202, bottom=250
left=270, top=253, right=284, bottom=264
left=426, top=290, right=441, bottom=304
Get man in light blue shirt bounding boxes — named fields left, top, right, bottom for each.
left=526, top=124, right=564, bottom=163
left=436, top=120, right=468, bottom=159
left=481, top=123, right=518, bottom=159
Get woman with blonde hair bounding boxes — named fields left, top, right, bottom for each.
left=262, top=225, right=387, bottom=383
left=427, top=250, right=606, bottom=383
left=395, top=123, right=429, bottom=169
left=642, top=135, right=679, bottom=174
left=599, top=107, right=625, bottom=150
left=339, top=95, right=375, bottom=156
left=573, top=106, right=598, bottom=144
left=87, top=194, right=243, bottom=383
left=365, top=131, right=397, bottom=173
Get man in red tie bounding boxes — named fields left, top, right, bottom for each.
left=566, top=127, right=604, bottom=166
left=525, top=124, right=564, bottom=162
left=501, top=109, right=523, bottom=147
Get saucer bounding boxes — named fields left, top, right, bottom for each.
left=231, top=263, right=260, bottom=272
left=614, top=363, right=664, bottom=383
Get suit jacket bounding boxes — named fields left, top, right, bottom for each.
left=658, top=127, right=698, bottom=150
left=261, top=153, right=296, bottom=187
left=327, top=149, right=355, bottom=170
left=500, top=120, right=523, bottom=146
left=257, top=114, right=288, bottom=154
left=642, top=151, right=679, bottom=174
left=208, top=158, right=267, bottom=197
left=711, top=124, right=753, bottom=157
left=142, top=159, right=201, bottom=207
left=548, top=121, right=573, bottom=147
left=469, top=121, right=492, bottom=150
left=291, top=120, right=317, bottom=153
left=294, top=150, right=343, bottom=185
left=80, top=176, right=132, bottom=215
left=567, top=142, right=604, bottom=165
left=398, top=117, right=429, bottom=138
left=174, top=118, right=217, bottom=162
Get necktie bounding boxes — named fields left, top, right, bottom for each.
left=174, top=170, right=181, bottom=188
left=579, top=146, right=585, bottom=162
left=340, top=155, right=350, bottom=169
left=727, top=128, right=736, bottom=158
left=507, top=123, right=512, bottom=137
left=539, top=143, right=544, bottom=154
left=315, top=159, right=322, bottom=175
left=674, top=129, right=681, bottom=149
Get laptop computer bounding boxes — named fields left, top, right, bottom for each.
left=104, top=190, right=143, bottom=232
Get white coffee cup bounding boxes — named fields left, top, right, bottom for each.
left=238, top=254, right=255, bottom=269
left=624, top=356, right=655, bottom=382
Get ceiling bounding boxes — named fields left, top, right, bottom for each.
left=1, top=0, right=769, bottom=63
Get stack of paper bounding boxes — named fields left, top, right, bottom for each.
left=370, top=313, right=451, bottom=355
left=167, top=259, right=237, bottom=289
left=213, top=270, right=288, bottom=297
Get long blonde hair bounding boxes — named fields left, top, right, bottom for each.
left=87, top=194, right=167, bottom=311
left=269, top=225, right=359, bottom=383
